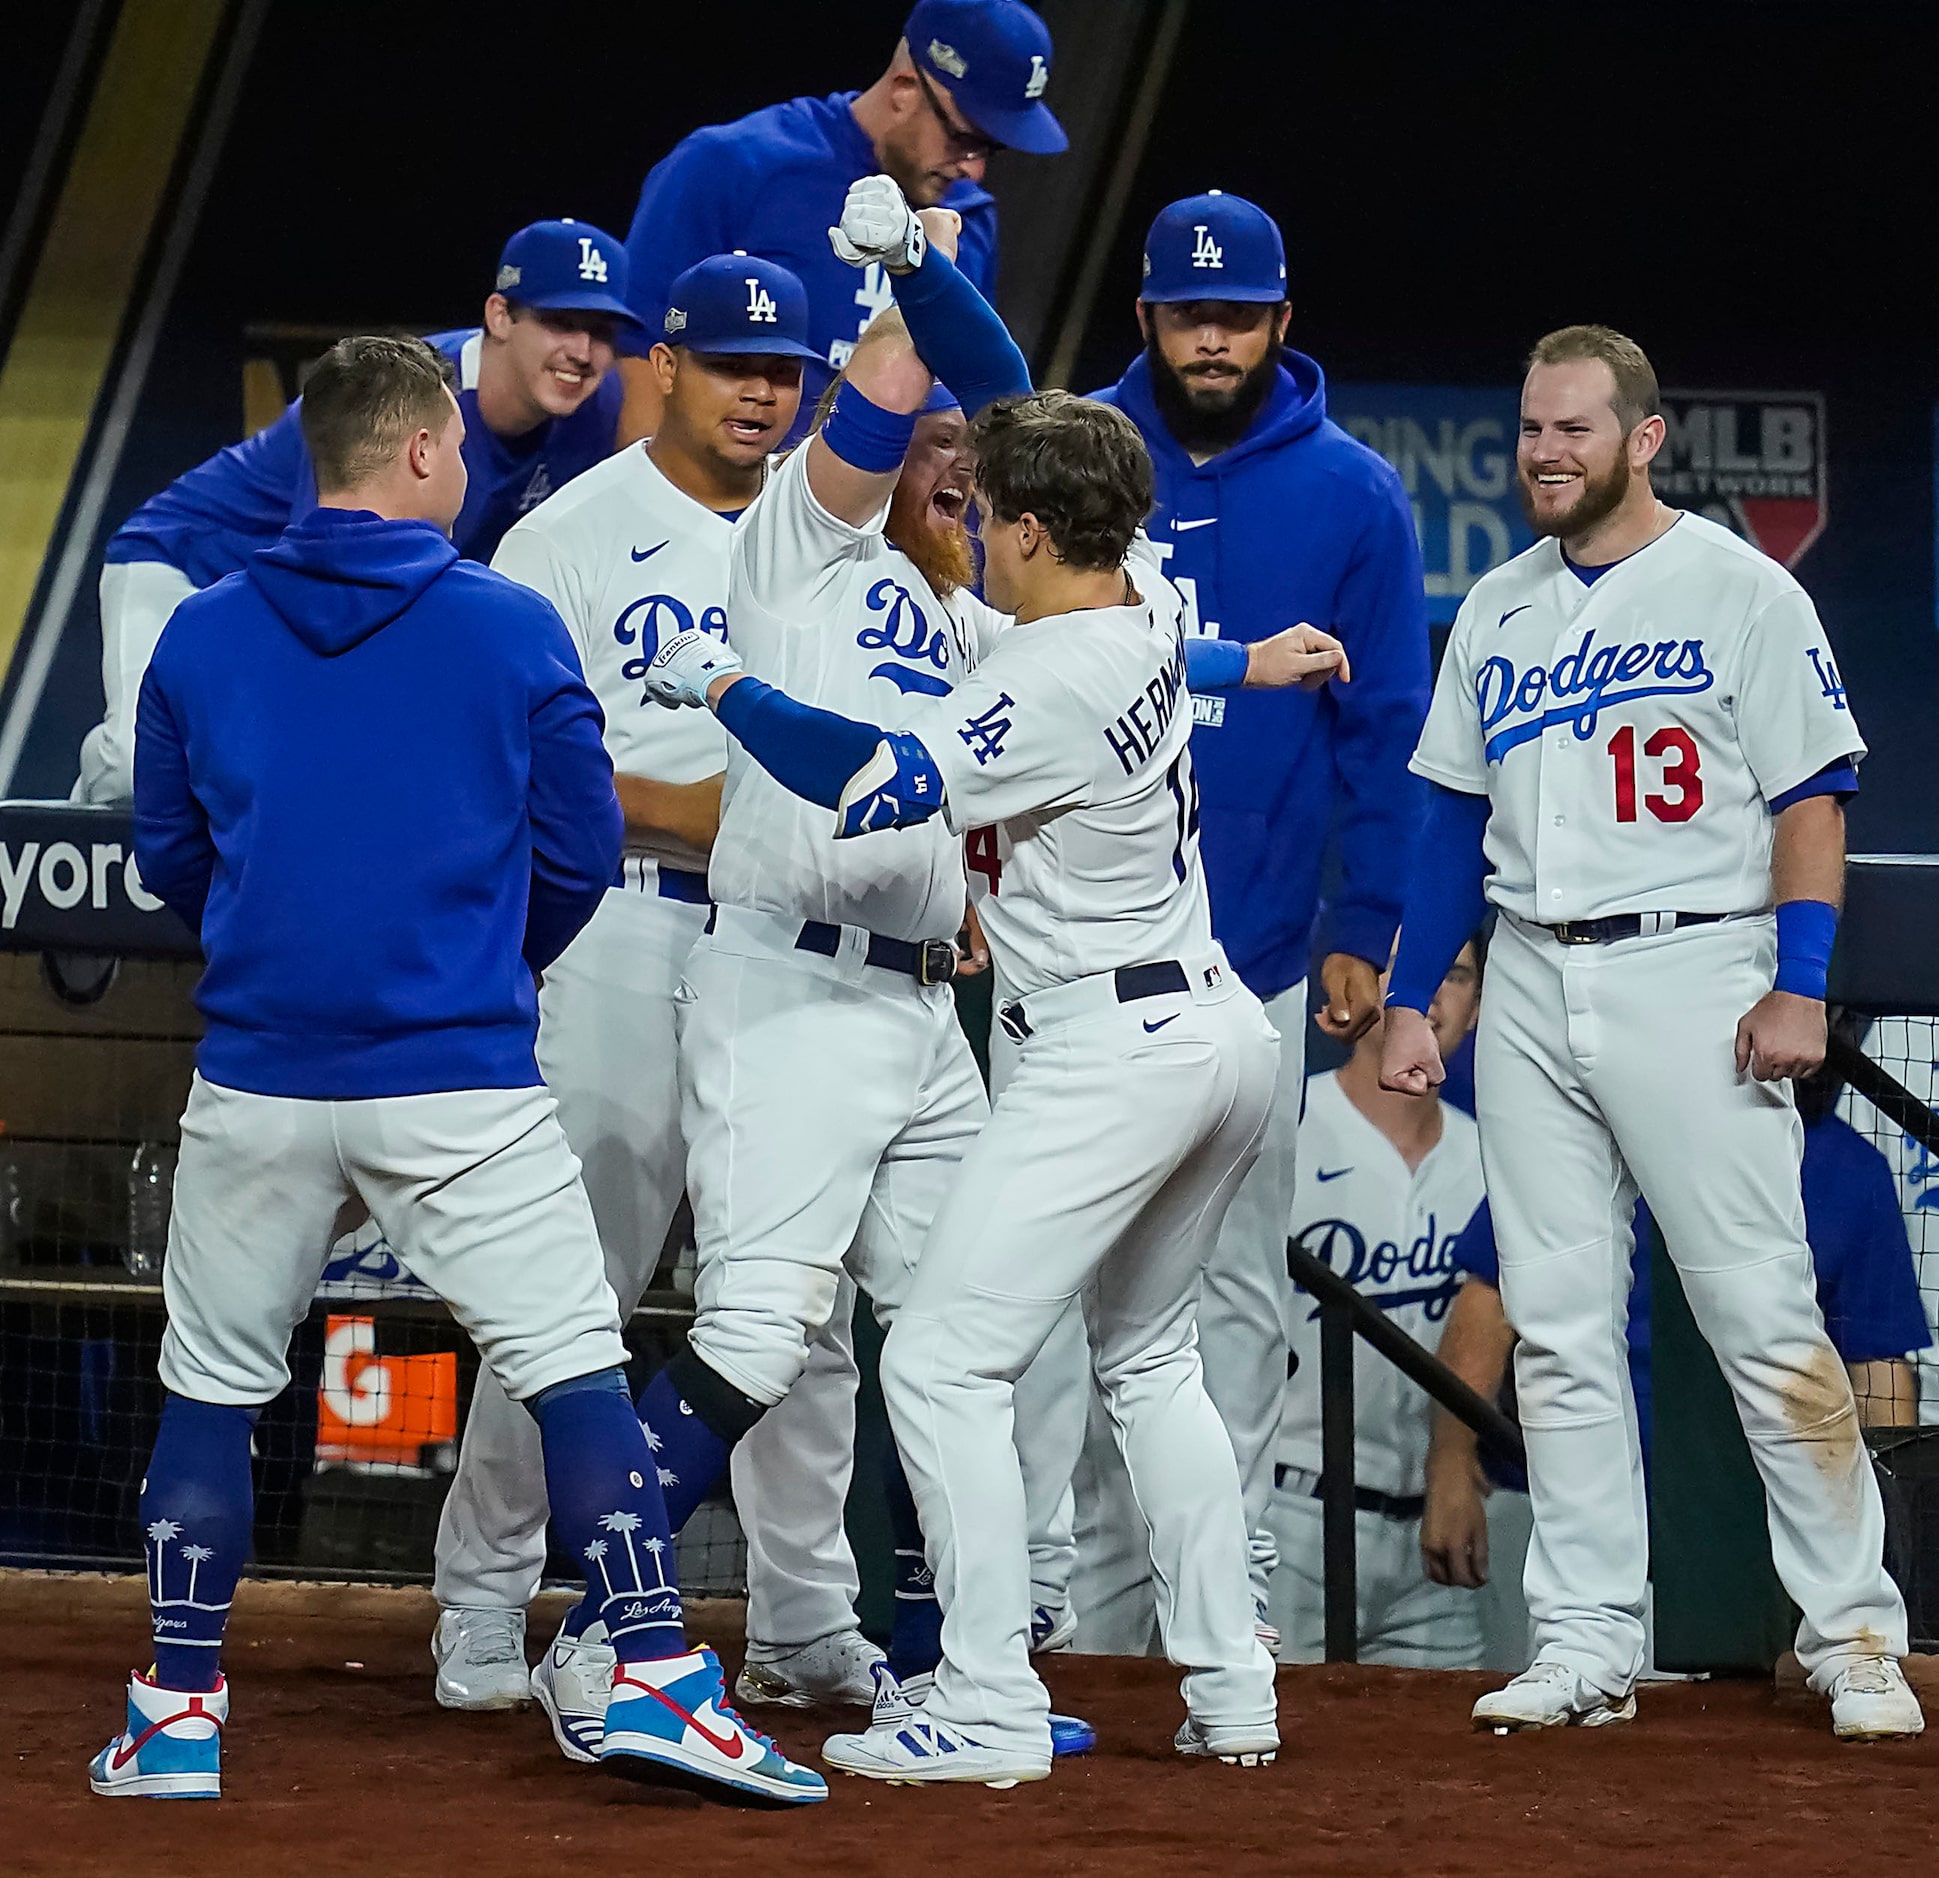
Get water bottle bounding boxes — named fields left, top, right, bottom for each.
left=126, top=1141, right=177, bottom=1279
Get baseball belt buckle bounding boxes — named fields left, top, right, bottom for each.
left=1551, top=921, right=1600, bottom=946
left=917, top=938, right=958, bottom=986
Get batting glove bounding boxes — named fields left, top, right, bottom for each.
left=828, top=174, right=927, bottom=275
left=643, top=629, right=743, bottom=709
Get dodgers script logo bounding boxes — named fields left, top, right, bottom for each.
left=1292, top=1214, right=1461, bottom=1323
left=1476, top=629, right=1714, bottom=763
left=858, top=578, right=953, bottom=697
left=615, top=594, right=728, bottom=695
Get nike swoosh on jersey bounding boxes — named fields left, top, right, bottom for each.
left=1142, top=1014, right=1179, bottom=1033
left=1315, top=1166, right=1352, bottom=1182
left=1496, top=604, right=1533, bottom=627
left=631, top=541, right=669, bottom=562
left=1173, top=517, right=1217, bottom=532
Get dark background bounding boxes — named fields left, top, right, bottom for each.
left=5, top=0, right=1937, bottom=841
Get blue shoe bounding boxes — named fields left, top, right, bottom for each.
left=1050, top=1710, right=1096, bottom=1756
left=89, top=1671, right=227, bottom=1799
left=600, top=1647, right=827, bottom=1805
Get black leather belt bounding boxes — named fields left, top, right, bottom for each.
left=795, top=919, right=957, bottom=986
left=1544, top=910, right=1727, bottom=947
left=656, top=866, right=711, bottom=905
left=1277, top=1463, right=1424, bottom=1522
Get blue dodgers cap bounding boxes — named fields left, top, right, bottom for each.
left=907, top=0, right=1066, bottom=155
left=661, top=253, right=819, bottom=359
left=921, top=383, right=962, bottom=415
left=1140, top=192, right=1288, bottom=304
left=494, top=219, right=642, bottom=329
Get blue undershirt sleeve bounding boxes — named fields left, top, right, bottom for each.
left=1769, top=761, right=1860, bottom=815
left=1184, top=636, right=1250, bottom=693
left=714, top=677, right=886, bottom=811
left=1386, top=783, right=1492, bottom=1014
left=890, top=246, right=1032, bottom=415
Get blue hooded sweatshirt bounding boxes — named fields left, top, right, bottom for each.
left=133, top=506, right=622, bottom=1100
left=1094, top=351, right=1431, bottom=1000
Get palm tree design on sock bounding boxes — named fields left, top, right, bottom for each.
left=585, top=1513, right=680, bottom=1645
left=181, top=1545, right=215, bottom=1606
left=144, top=1519, right=183, bottom=1603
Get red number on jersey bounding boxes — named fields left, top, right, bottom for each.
left=965, top=826, right=1001, bottom=895
left=1608, top=724, right=1703, bottom=824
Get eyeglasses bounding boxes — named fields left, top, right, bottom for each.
left=914, top=65, right=998, bottom=162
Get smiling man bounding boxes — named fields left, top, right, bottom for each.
left=1380, top=323, right=1920, bottom=1742
left=76, top=218, right=638, bottom=805
left=614, top=0, right=1065, bottom=445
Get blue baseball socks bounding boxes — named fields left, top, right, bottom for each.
left=140, top=1393, right=256, bottom=1691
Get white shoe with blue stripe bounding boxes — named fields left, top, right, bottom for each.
left=89, top=1672, right=227, bottom=1799
left=530, top=1615, right=612, bottom=1764
left=822, top=1665, right=1050, bottom=1787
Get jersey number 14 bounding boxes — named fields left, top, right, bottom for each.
left=1608, top=724, right=1703, bottom=824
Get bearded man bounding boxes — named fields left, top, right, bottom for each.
left=1055, top=190, right=1434, bottom=1656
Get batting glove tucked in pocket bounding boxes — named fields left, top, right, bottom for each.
left=643, top=628, right=743, bottom=709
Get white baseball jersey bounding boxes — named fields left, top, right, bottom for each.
left=1278, top=1072, right=1482, bottom=1497
left=1412, top=513, right=1865, bottom=923
left=914, top=542, right=1211, bottom=999
left=491, top=445, right=730, bottom=874
left=718, top=442, right=1004, bottom=941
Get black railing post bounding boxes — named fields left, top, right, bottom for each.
left=1317, top=1289, right=1357, bottom=1664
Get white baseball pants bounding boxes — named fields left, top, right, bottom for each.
left=677, top=905, right=988, bottom=1405
left=1069, top=981, right=1307, bottom=1651
left=74, top=559, right=197, bottom=806
left=160, top=1076, right=626, bottom=1409
left=883, top=955, right=1281, bottom=1759
left=1480, top=912, right=1907, bottom=1692
left=432, top=881, right=867, bottom=1647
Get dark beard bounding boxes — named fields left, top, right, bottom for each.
left=886, top=486, right=976, bottom=599
left=1144, top=335, right=1281, bottom=455
left=1518, top=450, right=1633, bottom=540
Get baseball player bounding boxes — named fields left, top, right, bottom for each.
left=77, top=218, right=636, bottom=808
left=92, top=334, right=822, bottom=1805
left=428, top=255, right=879, bottom=1739
left=1062, top=190, right=1431, bottom=1654
left=1379, top=323, right=1923, bottom=1739
left=640, top=377, right=1348, bottom=1783
left=1266, top=942, right=1486, bottom=1667
left=616, top=0, right=1064, bottom=444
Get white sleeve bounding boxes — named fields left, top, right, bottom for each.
left=733, top=442, right=890, bottom=620
left=914, top=651, right=1093, bottom=833
left=491, top=522, right=588, bottom=666
left=1409, top=597, right=1489, bottom=792
left=1730, top=585, right=1867, bottom=803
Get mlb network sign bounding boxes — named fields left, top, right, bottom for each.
left=1334, top=386, right=1827, bottom=624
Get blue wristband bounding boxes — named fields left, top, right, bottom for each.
left=1774, top=897, right=1838, bottom=1000
left=1183, top=636, right=1250, bottom=693
left=820, top=380, right=918, bottom=474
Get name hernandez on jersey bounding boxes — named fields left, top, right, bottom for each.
left=715, top=441, right=1001, bottom=944
left=1411, top=511, right=1865, bottom=926
left=913, top=550, right=1213, bottom=1000
left=490, top=446, right=728, bottom=874
left=1279, top=1073, right=1482, bottom=1497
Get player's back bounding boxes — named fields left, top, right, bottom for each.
left=135, top=507, right=619, bottom=1102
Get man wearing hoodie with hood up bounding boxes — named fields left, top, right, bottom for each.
left=92, top=335, right=824, bottom=1808
left=1067, top=192, right=1432, bottom=1654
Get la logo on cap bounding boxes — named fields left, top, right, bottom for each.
left=1191, top=225, right=1223, bottom=268
left=1025, top=53, right=1048, bottom=98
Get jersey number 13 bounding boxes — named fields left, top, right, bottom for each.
left=1608, top=724, right=1703, bottom=824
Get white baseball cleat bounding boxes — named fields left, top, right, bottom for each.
left=530, top=1614, right=614, bottom=1763
left=1174, top=1715, right=1279, bottom=1767
left=1824, top=1657, right=1925, bottom=1741
left=432, top=1606, right=530, bottom=1711
left=1030, top=1603, right=1076, bottom=1654
left=1472, top=1661, right=1637, bottom=1732
left=735, top=1628, right=885, bottom=1708
left=822, top=1709, right=1051, bottom=1788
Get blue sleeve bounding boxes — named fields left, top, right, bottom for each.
left=1449, top=1199, right=1500, bottom=1286
left=131, top=658, right=215, bottom=932
left=1769, top=761, right=1860, bottom=815
left=524, top=619, right=624, bottom=973
left=1184, top=636, right=1250, bottom=693
left=622, top=133, right=738, bottom=341
left=715, top=676, right=886, bottom=810
left=1818, top=1140, right=1933, bottom=1362
left=890, top=245, right=1031, bottom=417
left=953, top=196, right=999, bottom=299
left=1386, top=783, right=1491, bottom=1013
left=1323, top=479, right=1432, bottom=968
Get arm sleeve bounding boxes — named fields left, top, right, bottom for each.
left=953, top=198, right=999, bottom=299
left=1820, top=1144, right=1934, bottom=1362
left=1324, top=480, right=1433, bottom=967
left=622, top=134, right=737, bottom=338
left=916, top=652, right=1093, bottom=832
left=890, top=245, right=1031, bottom=416
left=714, top=676, right=884, bottom=810
left=1768, top=759, right=1860, bottom=815
left=1732, top=586, right=1868, bottom=803
left=523, top=614, right=624, bottom=972
left=1183, top=635, right=1250, bottom=693
left=130, top=660, right=215, bottom=932
left=1386, top=783, right=1491, bottom=1014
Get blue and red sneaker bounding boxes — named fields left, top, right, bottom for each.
left=89, top=1671, right=227, bottom=1799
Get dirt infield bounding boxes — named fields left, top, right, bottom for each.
left=7, top=1571, right=1939, bottom=1876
